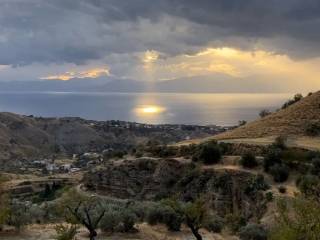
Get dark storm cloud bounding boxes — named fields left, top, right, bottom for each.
left=0, top=0, right=320, bottom=65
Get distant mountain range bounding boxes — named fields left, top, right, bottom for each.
left=0, top=74, right=300, bottom=93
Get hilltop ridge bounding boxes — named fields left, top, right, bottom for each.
left=215, top=91, right=320, bottom=140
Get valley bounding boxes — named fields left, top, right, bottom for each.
left=0, top=92, right=320, bottom=240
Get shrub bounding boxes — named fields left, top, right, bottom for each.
left=259, top=109, right=271, bottom=118
left=305, top=122, right=320, bottom=136
left=225, top=213, right=247, bottom=233
left=7, top=200, right=31, bottom=230
left=54, top=224, right=78, bottom=240
left=281, top=93, right=303, bottom=109
left=240, top=152, right=258, bottom=168
left=239, top=224, right=268, bottom=240
left=218, top=142, right=231, bottom=155
left=130, top=202, right=146, bottom=221
left=146, top=204, right=165, bottom=225
left=269, top=197, right=320, bottom=240
left=265, top=192, right=274, bottom=202
left=204, top=215, right=224, bottom=233
left=179, top=144, right=197, bottom=158
left=270, top=164, right=289, bottom=183
left=272, top=136, right=287, bottom=150
left=296, top=174, right=320, bottom=198
left=238, top=120, right=247, bottom=126
left=192, top=141, right=222, bottom=165
left=134, top=152, right=143, bottom=158
left=281, top=148, right=309, bottom=170
left=311, top=157, right=320, bottom=175
left=263, top=148, right=282, bottom=172
left=99, top=209, right=121, bottom=232
left=244, top=174, right=269, bottom=197
left=278, top=186, right=287, bottom=194
left=162, top=207, right=183, bottom=231
left=146, top=203, right=182, bottom=231
left=120, top=209, right=137, bottom=233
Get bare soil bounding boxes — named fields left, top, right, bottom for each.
left=0, top=224, right=238, bottom=240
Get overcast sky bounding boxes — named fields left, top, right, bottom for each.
left=0, top=0, right=320, bottom=92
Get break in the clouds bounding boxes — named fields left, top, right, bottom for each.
left=0, top=0, right=320, bottom=92
left=41, top=68, right=110, bottom=81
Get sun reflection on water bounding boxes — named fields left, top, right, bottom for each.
left=135, top=105, right=166, bottom=115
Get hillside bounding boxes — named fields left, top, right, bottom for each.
left=215, top=91, right=320, bottom=140
left=0, top=112, right=219, bottom=168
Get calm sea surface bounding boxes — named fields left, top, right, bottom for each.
left=0, top=92, right=292, bottom=126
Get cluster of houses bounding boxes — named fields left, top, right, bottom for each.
left=23, top=151, right=109, bottom=175
left=86, top=119, right=229, bottom=134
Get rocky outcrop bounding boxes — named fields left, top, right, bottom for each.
left=84, top=158, right=269, bottom=218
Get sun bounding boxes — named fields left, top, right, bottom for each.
left=142, top=50, right=159, bottom=63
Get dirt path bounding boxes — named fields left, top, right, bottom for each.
left=0, top=224, right=238, bottom=240
left=177, top=135, right=320, bottom=151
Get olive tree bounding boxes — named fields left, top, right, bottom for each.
left=270, top=197, right=320, bottom=240
left=183, top=199, right=208, bottom=240
left=58, top=189, right=105, bottom=240
left=0, top=175, right=10, bottom=230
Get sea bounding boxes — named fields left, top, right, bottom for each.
left=0, top=92, right=293, bottom=126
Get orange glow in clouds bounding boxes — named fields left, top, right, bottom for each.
left=41, top=68, right=110, bottom=81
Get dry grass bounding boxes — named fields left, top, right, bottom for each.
left=214, top=91, right=320, bottom=140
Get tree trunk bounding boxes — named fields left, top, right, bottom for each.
left=89, top=229, right=97, bottom=240
left=189, top=226, right=202, bottom=240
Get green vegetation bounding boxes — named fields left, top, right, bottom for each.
left=278, top=186, right=287, bottom=194
left=203, top=215, right=224, bottom=233
left=225, top=213, right=247, bottom=233
left=240, top=152, right=258, bottom=168
left=263, top=147, right=282, bottom=172
left=311, top=157, right=320, bottom=175
left=192, top=140, right=222, bottom=164
left=57, top=189, right=106, bottom=240
left=147, top=198, right=219, bottom=240
left=239, top=223, right=267, bottom=240
left=281, top=93, right=303, bottom=109
left=259, top=109, right=271, bottom=118
left=244, top=174, right=269, bottom=197
left=296, top=175, right=320, bottom=198
left=6, top=200, right=31, bottom=231
left=33, top=183, right=68, bottom=203
left=305, top=121, right=320, bottom=136
left=99, top=207, right=122, bottom=233
left=238, top=120, right=247, bottom=126
left=120, top=208, right=137, bottom=233
left=270, top=164, right=289, bottom=183
left=54, top=224, right=78, bottom=240
left=272, top=136, right=287, bottom=150
left=270, top=197, right=320, bottom=240
left=3, top=136, right=320, bottom=240
left=265, top=192, right=274, bottom=202
left=146, top=201, right=183, bottom=231
left=0, top=177, right=10, bottom=229
left=183, top=199, right=209, bottom=240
